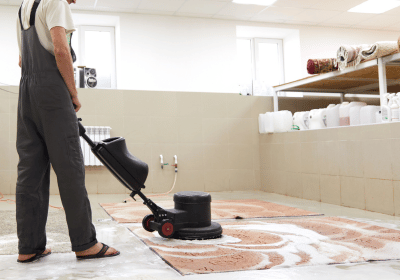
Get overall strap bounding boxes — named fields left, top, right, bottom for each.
left=18, top=4, right=23, bottom=29
left=29, top=0, right=41, bottom=27
left=18, top=0, right=41, bottom=29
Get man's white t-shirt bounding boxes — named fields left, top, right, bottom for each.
left=16, top=0, right=76, bottom=56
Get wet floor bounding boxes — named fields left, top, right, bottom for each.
left=1, top=191, right=400, bottom=279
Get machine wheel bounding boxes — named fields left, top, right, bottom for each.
left=158, top=220, right=175, bottom=238
left=142, top=214, right=155, bottom=232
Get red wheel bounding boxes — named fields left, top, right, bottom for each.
left=159, top=220, right=175, bottom=238
left=142, top=214, right=155, bottom=232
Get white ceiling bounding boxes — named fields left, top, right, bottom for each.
left=2, top=0, right=400, bottom=31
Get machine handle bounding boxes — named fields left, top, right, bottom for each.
left=77, top=118, right=86, bottom=136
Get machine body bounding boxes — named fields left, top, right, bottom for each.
left=78, top=118, right=222, bottom=239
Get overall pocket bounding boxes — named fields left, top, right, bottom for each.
left=67, top=136, right=85, bottom=173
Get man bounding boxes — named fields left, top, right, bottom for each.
left=16, top=0, right=119, bottom=262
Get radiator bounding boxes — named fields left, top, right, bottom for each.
left=80, top=126, right=112, bottom=166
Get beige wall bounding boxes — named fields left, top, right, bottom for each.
left=0, top=86, right=272, bottom=196
left=260, top=122, right=400, bottom=216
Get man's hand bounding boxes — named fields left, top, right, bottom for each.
left=71, top=95, right=81, bottom=112
left=18, top=56, right=21, bottom=68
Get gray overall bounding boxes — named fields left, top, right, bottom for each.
left=16, top=0, right=97, bottom=254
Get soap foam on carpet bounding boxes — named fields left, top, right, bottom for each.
left=129, top=217, right=400, bottom=275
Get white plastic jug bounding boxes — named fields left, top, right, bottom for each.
left=349, top=104, right=367, bottom=126
left=376, top=110, right=383, bottom=124
left=325, top=104, right=340, bottom=128
left=293, top=111, right=309, bottom=130
left=339, top=102, right=367, bottom=126
left=258, top=114, right=266, bottom=134
left=258, top=113, right=274, bottom=133
left=272, top=111, right=293, bottom=133
left=360, top=106, right=380, bottom=125
left=309, top=109, right=327, bottom=130
left=381, top=105, right=392, bottom=122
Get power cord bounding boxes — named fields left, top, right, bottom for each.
left=0, top=191, right=64, bottom=210
left=0, top=81, right=19, bottom=94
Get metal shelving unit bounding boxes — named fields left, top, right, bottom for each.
left=273, top=52, right=400, bottom=112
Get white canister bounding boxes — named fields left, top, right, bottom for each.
left=293, top=111, right=309, bottom=130
left=360, top=106, right=380, bottom=125
left=376, top=111, right=383, bottom=124
left=259, top=113, right=275, bottom=133
left=272, top=111, right=293, bottom=133
left=381, top=105, right=392, bottom=122
left=326, top=104, right=340, bottom=128
left=339, top=102, right=367, bottom=126
left=258, top=114, right=267, bottom=134
left=349, top=104, right=367, bottom=126
left=309, top=109, right=327, bottom=130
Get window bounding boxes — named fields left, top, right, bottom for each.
left=236, top=38, right=284, bottom=95
left=71, top=26, right=117, bottom=89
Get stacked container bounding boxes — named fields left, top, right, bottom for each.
left=293, top=111, right=310, bottom=130
left=308, top=109, right=327, bottom=130
left=360, top=106, right=380, bottom=125
left=325, top=104, right=340, bottom=128
left=258, top=111, right=293, bottom=133
left=339, top=102, right=367, bottom=126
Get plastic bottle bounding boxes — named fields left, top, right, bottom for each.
left=376, top=111, right=383, bottom=124
left=349, top=103, right=367, bottom=126
left=293, top=111, right=309, bottom=130
left=339, top=102, right=366, bottom=126
left=360, top=106, right=380, bottom=125
left=272, top=111, right=293, bottom=133
left=326, top=104, right=340, bottom=128
left=309, top=109, right=327, bottom=130
left=391, top=96, right=399, bottom=122
left=381, top=93, right=394, bottom=122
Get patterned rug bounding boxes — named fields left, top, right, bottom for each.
left=0, top=210, right=71, bottom=255
left=100, top=199, right=322, bottom=223
left=336, top=41, right=399, bottom=70
left=129, top=217, right=400, bottom=275
left=359, top=41, right=399, bottom=62
left=307, top=58, right=338, bottom=74
left=337, top=44, right=370, bottom=70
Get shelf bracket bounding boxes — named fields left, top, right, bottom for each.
left=274, top=91, right=279, bottom=112
left=378, top=57, right=388, bottom=107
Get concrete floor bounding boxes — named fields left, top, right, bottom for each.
left=1, top=191, right=400, bottom=279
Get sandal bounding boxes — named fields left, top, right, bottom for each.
left=17, top=249, right=52, bottom=263
left=76, top=243, right=120, bottom=260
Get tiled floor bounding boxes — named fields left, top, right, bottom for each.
left=1, top=191, right=400, bottom=279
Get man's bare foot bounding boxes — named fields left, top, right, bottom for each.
left=18, top=248, right=51, bottom=262
left=75, top=242, right=118, bottom=257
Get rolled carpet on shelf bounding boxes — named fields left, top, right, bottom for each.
left=336, top=44, right=370, bottom=71
left=359, top=41, right=399, bottom=63
left=307, top=58, right=338, bottom=74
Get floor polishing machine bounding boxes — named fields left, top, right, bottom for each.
left=77, top=118, right=223, bottom=240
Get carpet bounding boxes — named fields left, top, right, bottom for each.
left=129, top=217, right=400, bottom=275
left=337, top=44, right=370, bottom=70
left=307, top=58, right=338, bottom=74
left=100, top=199, right=322, bottom=223
left=359, top=41, right=399, bottom=62
left=336, top=41, right=399, bottom=70
left=0, top=210, right=71, bottom=255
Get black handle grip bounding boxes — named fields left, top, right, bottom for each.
left=77, top=118, right=86, bottom=136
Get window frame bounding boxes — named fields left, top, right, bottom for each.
left=253, top=38, right=285, bottom=86
left=237, top=37, right=285, bottom=95
left=76, top=25, right=117, bottom=89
